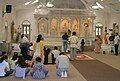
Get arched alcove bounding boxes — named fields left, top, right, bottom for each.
left=22, top=20, right=31, bottom=40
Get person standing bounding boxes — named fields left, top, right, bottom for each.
left=94, top=35, right=102, bottom=54
left=33, top=34, right=44, bottom=62
left=62, top=32, right=69, bottom=52
left=19, top=34, right=30, bottom=60
left=80, top=39, right=85, bottom=53
left=109, top=33, right=115, bottom=53
left=114, top=33, right=119, bottom=56
left=68, top=32, right=79, bottom=60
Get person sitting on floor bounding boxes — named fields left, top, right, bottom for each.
left=56, top=52, right=69, bottom=77
left=31, top=57, right=48, bottom=79
left=0, top=55, right=13, bottom=77
left=15, top=56, right=30, bottom=79
left=9, top=52, right=18, bottom=70
left=51, top=46, right=60, bottom=64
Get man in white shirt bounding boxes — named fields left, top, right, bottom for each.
left=114, top=33, right=119, bottom=56
left=68, top=32, right=79, bottom=60
left=51, top=46, right=60, bottom=64
left=56, top=52, right=69, bottom=77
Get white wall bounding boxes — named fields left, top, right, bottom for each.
left=1, top=7, right=120, bottom=42
left=16, top=9, right=38, bottom=42
left=94, top=11, right=120, bottom=35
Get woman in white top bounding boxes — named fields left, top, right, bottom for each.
left=56, top=52, right=69, bottom=77
left=33, top=35, right=44, bottom=62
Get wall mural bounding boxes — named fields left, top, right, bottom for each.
left=73, top=18, right=79, bottom=34
left=38, top=18, right=48, bottom=35
left=50, top=18, right=58, bottom=35
left=60, top=17, right=70, bottom=34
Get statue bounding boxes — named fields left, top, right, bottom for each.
left=11, top=21, right=15, bottom=42
left=103, top=31, right=109, bottom=44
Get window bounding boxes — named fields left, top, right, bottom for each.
left=95, top=23, right=103, bottom=36
left=22, top=20, right=31, bottom=41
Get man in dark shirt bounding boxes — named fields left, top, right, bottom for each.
left=62, top=32, right=69, bottom=52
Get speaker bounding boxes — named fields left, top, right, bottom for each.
left=6, top=5, right=12, bottom=13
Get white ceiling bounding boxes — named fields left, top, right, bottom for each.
left=0, top=0, right=120, bottom=12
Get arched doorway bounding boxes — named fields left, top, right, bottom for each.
left=22, top=20, right=31, bottom=41
left=95, top=22, right=103, bottom=36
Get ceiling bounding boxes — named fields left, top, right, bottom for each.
left=0, top=0, right=120, bottom=13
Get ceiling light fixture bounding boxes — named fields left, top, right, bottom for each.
left=96, top=2, right=104, bottom=9
left=92, top=2, right=104, bottom=9
left=25, top=0, right=54, bottom=15
left=25, top=1, right=32, bottom=5
left=31, top=0, right=39, bottom=4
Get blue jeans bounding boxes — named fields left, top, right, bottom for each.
left=63, top=40, right=68, bottom=52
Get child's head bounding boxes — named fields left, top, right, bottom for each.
left=82, top=39, right=84, bottom=41
left=12, top=52, right=18, bottom=61
left=35, top=57, right=41, bottom=63
left=3, top=55, right=8, bottom=62
left=54, top=46, right=58, bottom=50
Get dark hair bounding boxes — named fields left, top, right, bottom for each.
left=54, top=46, right=58, bottom=50
left=72, top=32, right=76, bottom=35
left=30, top=42, right=33, bottom=46
left=116, top=33, right=118, bottom=35
left=38, top=34, right=42, bottom=38
left=65, top=32, right=67, bottom=35
left=35, top=57, right=41, bottom=62
left=0, top=56, right=4, bottom=63
left=59, top=52, right=64, bottom=55
left=12, top=52, right=18, bottom=61
left=21, top=34, right=24, bottom=38
left=17, top=56, right=26, bottom=68
left=47, top=48, right=51, bottom=52
left=3, top=55, right=8, bottom=60
left=36, top=37, right=41, bottom=43
left=2, top=51, right=7, bottom=56
left=82, top=39, right=84, bottom=41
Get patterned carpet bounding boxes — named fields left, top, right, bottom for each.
left=76, top=54, right=95, bottom=60
left=71, top=60, right=120, bottom=81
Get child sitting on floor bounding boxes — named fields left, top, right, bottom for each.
left=15, top=56, right=30, bottom=79
left=9, top=52, right=18, bottom=70
left=31, top=57, right=48, bottom=79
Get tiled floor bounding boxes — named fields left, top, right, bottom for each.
left=0, top=52, right=120, bottom=81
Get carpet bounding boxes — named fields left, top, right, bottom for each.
left=76, top=54, right=95, bottom=60
left=71, top=60, right=120, bottom=81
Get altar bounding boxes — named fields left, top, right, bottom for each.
left=34, top=10, right=95, bottom=46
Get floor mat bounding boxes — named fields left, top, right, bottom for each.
left=76, top=54, right=95, bottom=60
left=71, top=60, right=120, bottom=81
